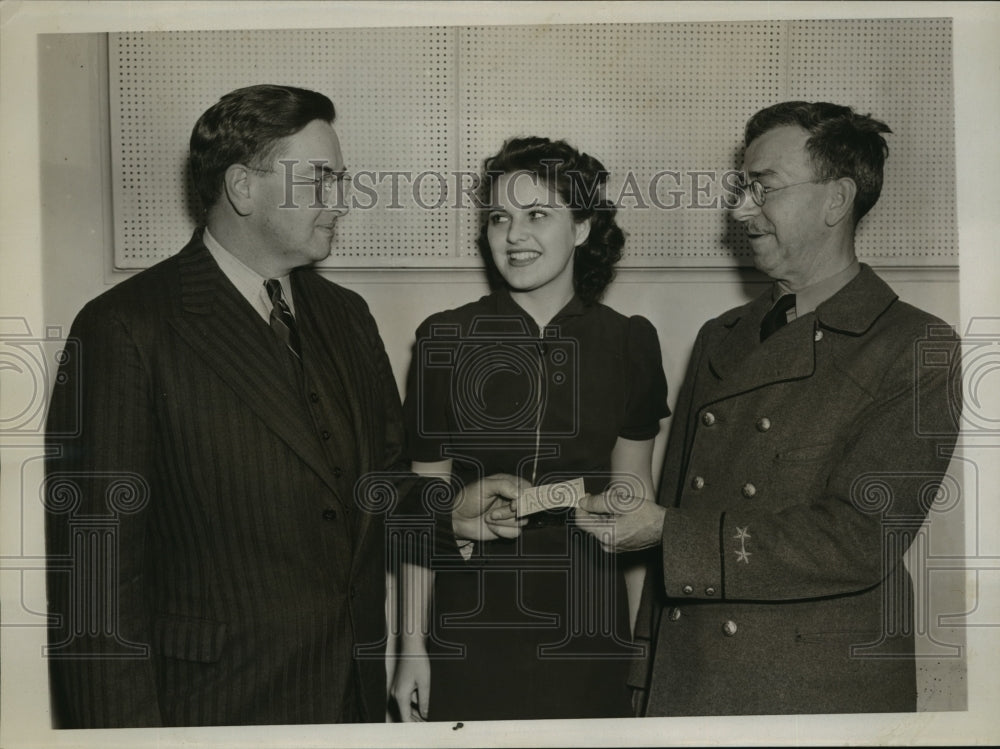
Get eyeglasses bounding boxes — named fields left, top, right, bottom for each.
left=247, top=165, right=353, bottom=197
left=734, top=176, right=825, bottom=207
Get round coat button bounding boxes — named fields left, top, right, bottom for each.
left=682, top=584, right=694, bottom=595
left=668, top=607, right=682, bottom=621
left=322, top=508, right=337, bottom=521
left=309, top=392, right=320, bottom=403
left=705, top=587, right=716, bottom=596
left=756, top=417, right=771, bottom=432
left=701, top=411, right=716, bottom=426
left=691, top=476, right=705, bottom=490
left=814, top=330, right=824, bottom=342
left=741, top=483, right=757, bottom=498
left=722, top=620, right=738, bottom=636
left=321, top=430, right=331, bottom=440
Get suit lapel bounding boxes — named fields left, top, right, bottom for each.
left=293, top=272, right=380, bottom=549
left=293, top=273, right=372, bottom=473
left=168, top=237, right=343, bottom=495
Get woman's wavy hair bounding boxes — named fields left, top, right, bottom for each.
left=476, top=136, right=625, bottom=305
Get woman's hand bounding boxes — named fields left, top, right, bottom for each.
left=390, top=642, right=431, bottom=722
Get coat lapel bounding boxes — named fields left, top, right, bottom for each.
left=168, top=236, right=343, bottom=495
left=705, top=292, right=816, bottom=402
left=704, top=264, right=898, bottom=404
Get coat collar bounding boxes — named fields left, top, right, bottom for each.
left=176, top=228, right=224, bottom=315
left=812, top=263, right=898, bottom=334
left=706, top=264, right=898, bottom=397
left=170, top=230, right=346, bottom=500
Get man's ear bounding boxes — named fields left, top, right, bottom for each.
left=825, top=177, right=857, bottom=227
left=223, top=164, right=255, bottom=216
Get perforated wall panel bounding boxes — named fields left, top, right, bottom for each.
left=787, top=19, right=956, bottom=260
left=457, top=22, right=784, bottom=265
left=110, top=28, right=457, bottom=268
left=110, top=19, right=956, bottom=269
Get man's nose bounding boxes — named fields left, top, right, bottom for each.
left=326, top=200, right=349, bottom=218
left=731, top=190, right=760, bottom=222
left=323, top=186, right=350, bottom=217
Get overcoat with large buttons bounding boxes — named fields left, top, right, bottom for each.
left=45, top=231, right=414, bottom=727
left=630, top=265, right=960, bottom=716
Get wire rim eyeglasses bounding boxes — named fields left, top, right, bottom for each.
left=246, top=165, right=353, bottom=196
left=734, top=176, right=826, bottom=207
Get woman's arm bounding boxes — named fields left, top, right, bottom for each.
left=390, top=459, right=451, bottom=721
left=609, top=437, right=656, bottom=634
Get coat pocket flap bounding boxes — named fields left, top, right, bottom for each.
left=152, top=613, right=227, bottom=662
left=776, top=442, right=838, bottom=463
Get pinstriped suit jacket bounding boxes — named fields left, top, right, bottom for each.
left=45, top=231, right=406, bottom=727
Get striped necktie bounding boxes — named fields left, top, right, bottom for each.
left=264, top=279, right=302, bottom=362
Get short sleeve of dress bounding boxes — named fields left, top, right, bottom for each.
left=403, top=313, right=455, bottom=463
left=619, top=315, right=670, bottom=441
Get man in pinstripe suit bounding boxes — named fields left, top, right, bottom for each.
left=44, top=84, right=490, bottom=727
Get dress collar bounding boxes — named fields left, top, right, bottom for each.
left=493, top=287, right=588, bottom=330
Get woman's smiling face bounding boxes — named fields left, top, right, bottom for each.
left=486, top=171, right=591, bottom=298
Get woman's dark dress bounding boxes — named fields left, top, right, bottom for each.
left=404, top=289, right=669, bottom=721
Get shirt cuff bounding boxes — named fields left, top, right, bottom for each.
left=456, top=539, right=474, bottom=560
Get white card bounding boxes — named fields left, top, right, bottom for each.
left=516, top=478, right=586, bottom=517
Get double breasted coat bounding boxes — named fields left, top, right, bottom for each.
left=630, top=265, right=960, bottom=715
left=45, top=232, right=413, bottom=727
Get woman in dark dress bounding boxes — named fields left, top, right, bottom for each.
left=392, top=137, right=669, bottom=722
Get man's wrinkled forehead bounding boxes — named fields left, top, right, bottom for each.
left=743, top=125, right=814, bottom=179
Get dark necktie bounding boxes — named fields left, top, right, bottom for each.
left=264, top=279, right=302, bottom=362
left=760, top=293, right=796, bottom=342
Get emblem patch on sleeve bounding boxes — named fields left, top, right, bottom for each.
left=734, top=525, right=751, bottom=564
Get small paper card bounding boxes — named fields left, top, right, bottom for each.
left=516, top=478, right=586, bottom=517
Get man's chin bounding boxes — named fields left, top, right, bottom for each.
left=751, top=252, right=779, bottom=278
left=314, top=228, right=337, bottom=255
